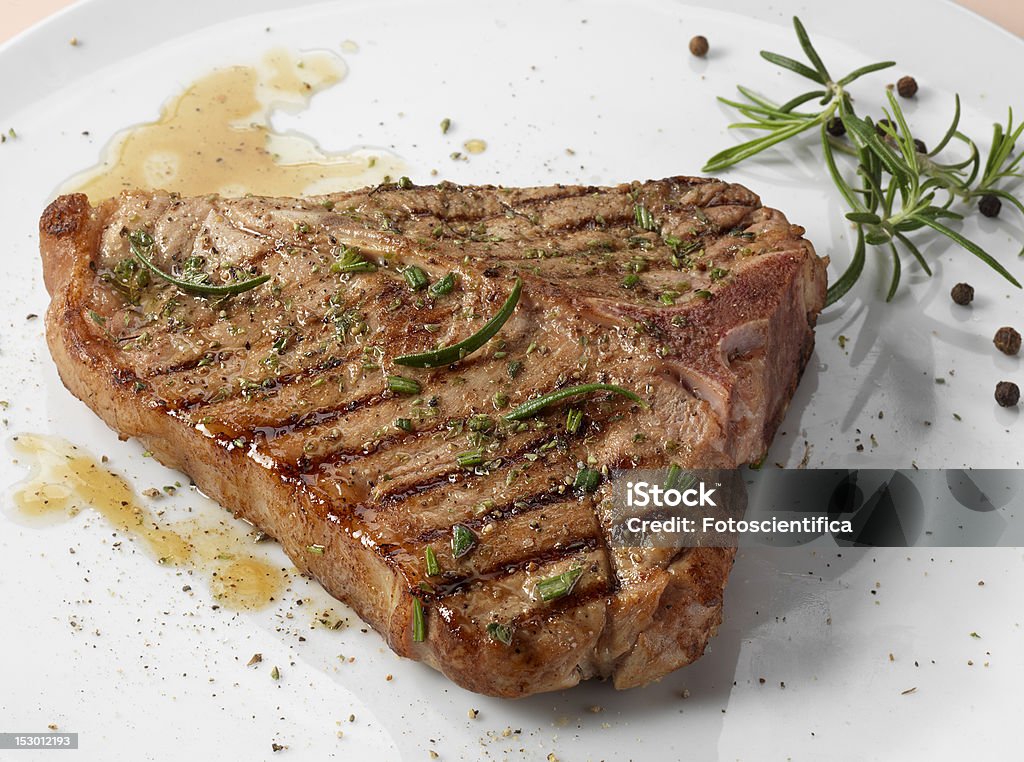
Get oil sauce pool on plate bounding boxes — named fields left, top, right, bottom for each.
left=9, top=433, right=285, bottom=611
left=61, top=47, right=405, bottom=200
left=25, top=48, right=405, bottom=612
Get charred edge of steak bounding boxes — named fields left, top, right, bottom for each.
left=41, top=193, right=90, bottom=237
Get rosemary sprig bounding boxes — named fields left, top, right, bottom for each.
left=705, top=17, right=1022, bottom=304
left=129, top=231, right=270, bottom=297
left=503, top=383, right=647, bottom=422
left=704, top=17, right=894, bottom=174
left=394, top=277, right=522, bottom=368
left=968, top=109, right=1024, bottom=216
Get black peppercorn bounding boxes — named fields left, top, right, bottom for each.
left=993, top=326, right=1022, bottom=356
left=913, top=138, right=927, bottom=154
left=897, top=76, right=918, bottom=98
left=979, top=194, right=1002, bottom=218
left=950, top=282, right=974, bottom=305
left=689, top=35, right=709, bottom=57
left=994, top=381, right=1019, bottom=408
left=826, top=117, right=845, bottom=137
left=875, top=118, right=894, bottom=137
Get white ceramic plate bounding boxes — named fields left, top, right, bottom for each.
left=1, top=1, right=1022, bottom=760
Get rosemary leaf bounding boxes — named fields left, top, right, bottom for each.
left=402, top=265, right=429, bottom=291
left=456, top=448, right=485, bottom=468
left=573, top=467, right=601, bottom=493
left=535, top=565, right=585, bottom=602
left=412, top=597, right=426, bottom=642
left=394, top=278, right=522, bottom=368
left=130, top=231, right=270, bottom=297
left=565, top=407, right=583, bottom=434
left=486, top=622, right=514, bottom=645
left=429, top=272, right=457, bottom=297
left=504, top=383, right=646, bottom=421
left=387, top=375, right=422, bottom=395
left=451, top=524, right=476, bottom=559
left=424, top=546, right=440, bottom=576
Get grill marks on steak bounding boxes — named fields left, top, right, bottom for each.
left=40, top=177, right=826, bottom=697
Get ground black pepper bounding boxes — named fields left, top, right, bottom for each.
left=950, top=282, right=974, bottom=305
left=994, top=381, right=1019, bottom=407
left=689, top=35, right=709, bottom=57
left=993, top=326, right=1021, bottom=356
left=897, top=76, right=918, bottom=98
left=979, top=194, right=1002, bottom=218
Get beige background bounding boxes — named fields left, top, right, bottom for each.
left=961, top=0, right=1024, bottom=34
left=0, top=0, right=1022, bottom=41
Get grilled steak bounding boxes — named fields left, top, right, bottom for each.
left=39, top=177, right=826, bottom=697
